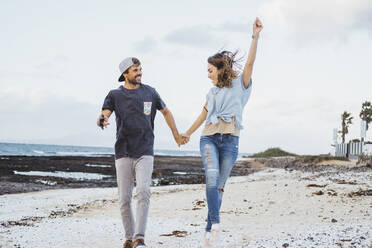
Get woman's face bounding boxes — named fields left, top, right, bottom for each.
left=208, top=64, right=218, bottom=85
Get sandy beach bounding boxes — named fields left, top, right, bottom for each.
left=1, top=159, right=371, bottom=248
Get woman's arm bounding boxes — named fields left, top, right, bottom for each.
left=242, top=17, right=263, bottom=88
left=182, top=102, right=208, bottom=141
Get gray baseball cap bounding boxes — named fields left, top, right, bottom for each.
left=118, top=57, right=141, bottom=82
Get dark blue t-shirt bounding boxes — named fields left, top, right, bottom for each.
left=102, top=84, right=166, bottom=159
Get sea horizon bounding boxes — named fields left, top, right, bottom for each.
left=0, top=142, right=252, bottom=157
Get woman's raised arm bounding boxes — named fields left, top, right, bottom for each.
left=242, top=17, right=263, bottom=88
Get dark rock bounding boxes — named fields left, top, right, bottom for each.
left=0, top=155, right=262, bottom=195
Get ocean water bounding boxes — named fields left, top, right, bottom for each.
left=0, top=142, right=250, bottom=157
left=0, top=142, right=114, bottom=157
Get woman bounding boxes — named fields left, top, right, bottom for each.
left=182, top=18, right=263, bottom=247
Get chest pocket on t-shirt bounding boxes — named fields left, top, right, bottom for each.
left=144, top=102, right=152, bottom=115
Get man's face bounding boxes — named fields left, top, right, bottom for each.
left=124, top=64, right=142, bottom=84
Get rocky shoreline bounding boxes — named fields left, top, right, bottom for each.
left=2, top=155, right=371, bottom=196
left=0, top=155, right=262, bottom=195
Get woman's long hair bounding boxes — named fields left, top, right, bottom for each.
left=207, top=50, right=241, bottom=88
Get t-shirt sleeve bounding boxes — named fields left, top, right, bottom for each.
left=154, top=89, right=166, bottom=110
left=102, top=91, right=115, bottom=111
left=237, top=75, right=253, bottom=106
left=205, top=89, right=213, bottom=111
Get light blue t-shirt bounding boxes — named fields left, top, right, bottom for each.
left=205, top=75, right=252, bottom=129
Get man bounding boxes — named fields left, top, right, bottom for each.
left=97, top=57, right=183, bottom=248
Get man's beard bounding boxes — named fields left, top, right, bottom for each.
left=128, top=76, right=141, bottom=85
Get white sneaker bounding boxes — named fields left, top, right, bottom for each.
left=203, top=231, right=211, bottom=248
left=210, top=223, right=221, bottom=245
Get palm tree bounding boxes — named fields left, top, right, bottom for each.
left=340, top=111, right=353, bottom=143
left=359, top=100, right=372, bottom=131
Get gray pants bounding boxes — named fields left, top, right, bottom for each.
left=115, top=155, right=154, bottom=241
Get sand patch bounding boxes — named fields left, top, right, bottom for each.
left=316, top=160, right=356, bottom=166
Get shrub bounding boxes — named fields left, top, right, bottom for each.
left=250, top=147, right=296, bottom=158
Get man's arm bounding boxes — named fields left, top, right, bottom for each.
left=159, top=107, right=183, bottom=146
left=242, top=17, right=263, bottom=88
left=97, top=109, right=112, bottom=129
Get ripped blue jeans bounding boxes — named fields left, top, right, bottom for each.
left=200, top=134, right=239, bottom=232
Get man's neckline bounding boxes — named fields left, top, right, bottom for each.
left=121, top=84, right=142, bottom=91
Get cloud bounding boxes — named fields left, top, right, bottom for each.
left=164, top=25, right=222, bottom=48
left=162, top=19, right=260, bottom=49
left=34, top=54, right=70, bottom=71
left=259, top=0, right=372, bottom=43
left=213, top=20, right=251, bottom=33
left=0, top=54, right=70, bottom=80
left=0, top=87, right=114, bottom=146
left=0, top=70, right=62, bottom=80
left=133, top=36, right=159, bottom=53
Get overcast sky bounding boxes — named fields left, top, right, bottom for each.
left=1, top=0, right=371, bottom=154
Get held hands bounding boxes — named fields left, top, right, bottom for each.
left=181, top=133, right=190, bottom=144
left=253, top=17, right=263, bottom=36
left=174, top=133, right=190, bottom=147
